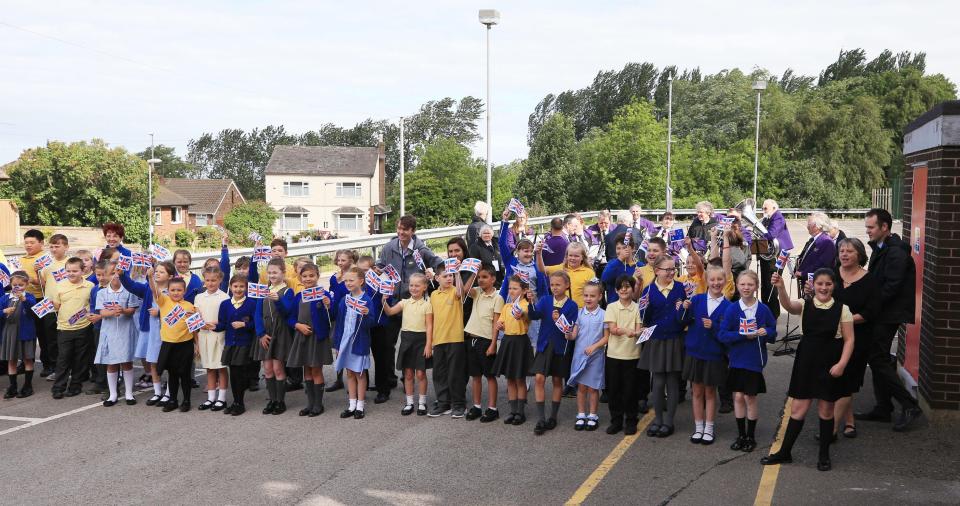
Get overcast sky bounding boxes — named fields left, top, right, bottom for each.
left=2, top=0, right=957, bottom=167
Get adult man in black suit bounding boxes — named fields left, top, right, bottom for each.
left=854, top=208, right=922, bottom=432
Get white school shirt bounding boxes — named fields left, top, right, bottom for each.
left=707, top=294, right=725, bottom=317
left=738, top=299, right=759, bottom=320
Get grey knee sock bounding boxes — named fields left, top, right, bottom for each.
left=550, top=401, right=561, bottom=420
left=266, top=378, right=277, bottom=402
left=304, top=380, right=315, bottom=410
left=277, top=378, right=286, bottom=402
left=536, top=401, right=546, bottom=422
left=519, top=399, right=527, bottom=416
left=651, top=373, right=666, bottom=425
left=315, top=384, right=324, bottom=407
left=664, top=372, right=680, bottom=426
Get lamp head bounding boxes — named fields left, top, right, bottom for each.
left=752, top=80, right=768, bottom=91
left=479, top=9, right=500, bottom=26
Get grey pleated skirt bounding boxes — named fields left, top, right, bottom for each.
left=638, top=337, right=684, bottom=373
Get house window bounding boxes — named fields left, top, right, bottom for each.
left=335, top=182, right=361, bottom=198
left=195, top=214, right=211, bottom=227
left=337, top=214, right=363, bottom=231
left=283, top=181, right=309, bottom=197
left=153, top=208, right=161, bottom=225
left=282, top=213, right=308, bottom=232
left=170, top=206, right=183, bottom=224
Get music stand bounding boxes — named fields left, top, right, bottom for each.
left=772, top=269, right=803, bottom=357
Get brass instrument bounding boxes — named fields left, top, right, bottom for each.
left=735, top=198, right=781, bottom=261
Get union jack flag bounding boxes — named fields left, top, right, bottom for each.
left=8, top=257, right=21, bottom=270
left=164, top=305, right=187, bottom=327
left=365, top=269, right=382, bottom=292
left=739, top=318, right=758, bottom=335
left=117, top=255, right=132, bottom=272
left=0, top=270, right=8, bottom=288
left=68, top=307, right=88, bottom=325
left=248, top=232, right=264, bottom=244
left=507, top=198, right=525, bottom=216
left=510, top=299, right=523, bottom=319
left=132, top=252, right=152, bottom=267
left=345, top=295, right=368, bottom=315
left=515, top=270, right=531, bottom=284
left=252, top=246, right=272, bottom=262
left=383, top=264, right=401, bottom=283
left=412, top=250, right=425, bottom=271
left=459, top=258, right=482, bottom=274
left=555, top=313, right=573, bottom=334
left=103, top=301, right=122, bottom=311
left=51, top=268, right=68, bottom=282
left=378, top=278, right=396, bottom=296
left=684, top=281, right=697, bottom=298
left=638, top=292, right=649, bottom=312
left=775, top=250, right=791, bottom=271
left=443, top=257, right=460, bottom=273
left=150, top=244, right=171, bottom=261
left=247, top=283, right=270, bottom=299
left=636, top=324, right=657, bottom=344
left=716, top=216, right=736, bottom=232
left=539, top=239, right=554, bottom=254
left=31, top=298, right=56, bottom=318
left=186, top=312, right=205, bottom=332
left=301, top=286, right=327, bottom=303
left=35, top=254, right=54, bottom=271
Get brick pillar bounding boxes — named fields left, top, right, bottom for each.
left=902, top=101, right=960, bottom=414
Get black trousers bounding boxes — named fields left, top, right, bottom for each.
left=89, top=326, right=106, bottom=387
left=758, top=256, right=780, bottom=319
left=159, top=340, right=194, bottom=404
left=432, top=342, right=466, bottom=409
left=371, top=316, right=400, bottom=395
left=606, top=356, right=639, bottom=423
left=869, top=323, right=918, bottom=413
left=35, top=312, right=58, bottom=370
left=52, top=326, right=93, bottom=393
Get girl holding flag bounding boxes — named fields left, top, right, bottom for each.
left=493, top=274, right=533, bottom=426
left=382, top=273, right=432, bottom=416
left=286, top=263, right=333, bottom=417
left=333, top=266, right=381, bottom=420
left=2, top=272, right=38, bottom=399
left=567, top=280, right=607, bottom=431
left=718, top=270, right=778, bottom=452
left=528, top=270, right=579, bottom=435
left=253, top=258, right=296, bottom=415
left=120, top=259, right=175, bottom=406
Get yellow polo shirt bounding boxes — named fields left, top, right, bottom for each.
left=464, top=287, right=505, bottom=340
left=604, top=299, right=640, bottom=360
left=638, top=264, right=655, bottom=288
left=41, top=257, right=69, bottom=300
left=430, top=287, right=464, bottom=345
left=20, top=252, right=44, bottom=298
left=156, top=292, right=196, bottom=343
left=677, top=273, right=707, bottom=295
left=285, top=271, right=304, bottom=294
left=400, top=297, right=432, bottom=332
left=499, top=298, right=530, bottom=336
left=52, top=279, right=94, bottom=331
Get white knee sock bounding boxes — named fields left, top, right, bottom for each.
left=418, top=395, right=427, bottom=408
left=106, top=372, right=119, bottom=402
left=348, top=398, right=357, bottom=410
left=218, top=388, right=228, bottom=402
left=356, top=400, right=365, bottom=411
left=152, top=382, right=162, bottom=396
left=123, top=370, right=135, bottom=399
left=207, top=389, right=216, bottom=402
left=163, top=384, right=171, bottom=399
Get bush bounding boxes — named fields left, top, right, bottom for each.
left=224, top=201, right=278, bottom=246
left=174, top=228, right=195, bottom=248
left=155, top=235, right=173, bottom=248
left=196, top=226, right=222, bottom=249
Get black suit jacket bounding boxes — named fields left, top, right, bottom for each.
left=867, top=233, right=915, bottom=325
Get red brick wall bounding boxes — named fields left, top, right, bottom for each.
left=903, top=146, right=960, bottom=410
left=214, top=185, right=245, bottom=227
left=154, top=206, right=187, bottom=238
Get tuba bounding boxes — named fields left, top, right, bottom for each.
left=736, top=199, right=781, bottom=261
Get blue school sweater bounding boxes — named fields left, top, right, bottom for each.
left=677, top=294, right=730, bottom=362
left=528, top=294, right=579, bottom=355
left=331, top=291, right=381, bottom=355
left=329, top=273, right=348, bottom=311
left=254, top=288, right=297, bottom=338
left=214, top=297, right=258, bottom=347
left=717, top=302, right=778, bottom=372
left=119, top=271, right=155, bottom=333
left=287, top=291, right=333, bottom=342
left=640, top=281, right=687, bottom=340
left=601, top=258, right=637, bottom=303
left=498, top=220, right=548, bottom=300
left=0, top=292, right=37, bottom=341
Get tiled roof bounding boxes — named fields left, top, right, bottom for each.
left=265, top=145, right=378, bottom=177
left=159, top=178, right=244, bottom=215
left=152, top=184, right=193, bottom=206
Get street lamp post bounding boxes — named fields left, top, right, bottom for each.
left=751, top=80, right=767, bottom=204
left=399, top=116, right=405, bottom=217
left=666, top=74, right=673, bottom=211
left=479, top=9, right=499, bottom=222
left=147, top=133, right=161, bottom=246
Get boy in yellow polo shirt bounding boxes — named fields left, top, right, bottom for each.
left=50, top=257, right=94, bottom=398
left=20, top=229, right=59, bottom=378
left=428, top=263, right=470, bottom=419
left=148, top=266, right=198, bottom=412
left=604, top=274, right=643, bottom=435
left=463, top=264, right=505, bottom=422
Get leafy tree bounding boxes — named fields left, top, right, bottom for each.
left=404, top=138, right=485, bottom=228
left=0, top=139, right=150, bottom=244
left=187, top=125, right=296, bottom=201
left=135, top=144, right=198, bottom=179
left=515, top=113, right=578, bottom=213
left=223, top=201, right=279, bottom=244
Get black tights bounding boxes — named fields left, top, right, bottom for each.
left=229, top=365, right=247, bottom=405
left=163, top=340, right=193, bottom=404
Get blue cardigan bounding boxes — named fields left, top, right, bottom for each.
left=119, top=271, right=155, bottom=333
left=332, top=291, right=381, bottom=356
left=677, top=294, right=730, bottom=362
left=254, top=288, right=297, bottom=338
left=287, top=291, right=333, bottom=342
left=640, top=281, right=687, bottom=340
left=214, top=297, right=258, bottom=347
left=498, top=220, right=548, bottom=300
left=600, top=258, right=637, bottom=303
left=528, top=295, right=579, bottom=355
left=0, top=292, right=37, bottom=341
left=717, top=302, right=778, bottom=372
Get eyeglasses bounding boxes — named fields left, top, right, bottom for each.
left=657, top=268, right=677, bottom=273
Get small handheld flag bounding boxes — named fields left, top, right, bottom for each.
left=459, top=258, right=482, bottom=274
left=540, top=239, right=554, bottom=254
left=668, top=228, right=684, bottom=243
left=684, top=281, right=696, bottom=298
left=739, top=318, right=758, bottom=335
left=67, top=307, right=88, bottom=325
left=252, top=246, right=272, bottom=262
left=117, top=255, right=133, bottom=272
left=636, top=325, right=657, bottom=345
left=103, top=301, right=122, bottom=312
left=51, top=268, right=68, bottom=282
left=507, top=198, right=525, bottom=216
left=150, top=244, right=171, bottom=262
left=8, top=257, right=21, bottom=270
left=515, top=270, right=531, bottom=284
left=248, top=231, right=264, bottom=244
left=186, top=312, right=206, bottom=332
left=0, top=270, right=9, bottom=288
left=510, top=299, right=523, bottom=319
left=555, top=314, right=573, bottom=334
left=443, top=257, right=460, bottom=273
left=775, top=250, right=791, bottom=271
left=412, top=250, right=426, bottom=271
left=163, top=305, right=187, bottom=327
left=301, top=286, right=327, bottom=303
left=247, top=283, right=270, bottom=299
left=35, top=254, right=54, bottom=271
left=638, top=292, right=649, bottom=312
left=31, top=298, right=56, bottom=318
left=383, top=264, right=401, bottom=283
left=132, top=252, right=152, bottom=267
left=807, top=273, right=814, bottom=283
left=345, top=295, right=369, bottom=315
left=378, top=278, right=396, bottom=296
left=365, top=269, right=382, bottom=292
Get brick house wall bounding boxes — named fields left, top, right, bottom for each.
left=214, top=184, right=245, bottom=227
left=154, top=206, right=188, bottom=238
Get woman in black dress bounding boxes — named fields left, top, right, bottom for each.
left=762, top=268, right=854, bottom=471
left=831, top=238, right=879, bottom=439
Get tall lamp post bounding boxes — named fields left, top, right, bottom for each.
left=147, top=133, right=161, bottom=246
left=666, top=74, right=673, bottom=211
left=398, top=116, right=406, bottom=217
left=751, top=80, right=767, bottom=204
left=479, top=9, right=499, bottom=222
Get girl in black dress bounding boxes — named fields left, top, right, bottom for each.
left=763, top=268, right=854, bottom=471
left=831, top=238, right=879, bottom=439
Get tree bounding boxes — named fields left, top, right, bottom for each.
left=0, top=139, right=150, bottom=244
left=135, top=144, right=198, bottom=179
left=404, top=138, right=485, bottom=228
left=187, top=125, right=297, bottom=201
left=223, top=201, right=279, bottom=244
left=516, top=113, right=578, bottom=213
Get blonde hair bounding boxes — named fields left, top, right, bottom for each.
left=565, top=242, right=589, bottom=267
left=736, top=269, right=760, bottom=286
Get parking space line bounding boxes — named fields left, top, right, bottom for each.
left=565, top=411, right=655, bottom=505
left=0, top=415, right=44, bottom=422
left=754, top=397, right=792, bottom=506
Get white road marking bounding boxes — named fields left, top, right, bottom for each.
left=0, top=415, right=44, bottom=422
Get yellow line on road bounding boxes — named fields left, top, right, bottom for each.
left=565, top=411, right=655, bottom=505
left=754, top=397, right=792, bottom=506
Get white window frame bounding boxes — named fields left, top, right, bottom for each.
left=195, top=214, right=211, bottom=227
left=335, top=182, right=361, bottom=198
left=153, top=208, right=162, bottom=226
left=337, top=214, right=363, bottom=231
left=170, top=206, right=183, bottom=224
left=283, top=181, right=309, bottom=197
left=282, top=213, right=308, bottom=232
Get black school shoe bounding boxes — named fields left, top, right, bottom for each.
left=479, top=408, right=499, bottom=423
left=198, top=400, right=214, bottom=411
left=262, top=401, right=276, bottom=415
left=125, top=398, right=137, bottom=406
left=465, top=406, right=482, bottom=420
left=230, top=404, right=246, bottom=416
left=606, top=422, right=623, bottom=435
left=17, top=386, right=33, bottom=398
left=730, top=436, right=746, bottom=451
left=545, top=418, right=557, bottom=430
left=162, top=401, right=179, bottom=412
left=504, top=412, right=517, bottom=425
left=102, top=399, right=116, bottom=407
left=179, top=402, right=191, bottom=412
left=272, top=402, right=286, bottom=415
left=740, top=437, right=757, bottom=452
left=340, top=408, right=355, bottom=419
left=511, top=414, right=526, bottom=425
left=353, top=409, right=365, bottom=420
left=534, top=420, right=548, bottom=435
left=210, top=400, right=225, bottom=412
left=308, top=405, right=324, bottom=417
left=146, top=395, right=161, bottom=406
left=3, top=386, right=17, bottom=399
left=51, top=391, right=64, bottom=399
left=64, top=389, right=81, bottom=398
left=401, top=404, right=415, bottom=416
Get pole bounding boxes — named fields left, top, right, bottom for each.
left=753, top=89, right=761, bottom=204
left=149, top=133, right=154, bottom=246
left=485, top=24, right=492, bottom=222
left=666, top=77, right=673, bottom=211
left=399, top=117, right=405, bottom=216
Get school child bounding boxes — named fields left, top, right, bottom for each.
left=537, top=241, right=593, bottom=309
left=601, top=232, right=638, bottom=304
left=76, top=249, right=95, bottom=281
left=492, top=274, right=533, bottom=425
left=718, top=270, right=778, bottom=452
left=172, top=249, right=204, bottom=296
left=92, top=260, right=140, bottom=406
left=528, top=270, right=579, bottom=435
left=231, top=255, right=262, bottom=393
left=762, top=269, right=854, bottom=471
left=2, top=272, right=38, bottom=398
left=20, top=229, right=58, bottom=378
left=634, top=237, right=667, bottom=289
left=253, top=258, right=296, bottom=415
left=676, top=247, right=707, bottom=295
left=427, top=262, right=470, bottom=418
left=121, top=259, right=176, bottom=406
left=325, top=249, right=358, bottom=393
left=463, top=264, right=505, bottom=422
left=332, top=266, right=381, bottom=419
left=638, top=256, right=687, bottom=438
left=194, top=267, right=230, bottom=411
left=269, top=239, right=304, bottom=294
left=677, top=263, right=731, bottom=445
left=498, top=211, right=548, bottom=340
left=215, top=274, right=258, bottom=416
left=286, top=263, right=333, bottom=417
left=603, top=275, right=642, bottom=435
left=188, top=237, right=231, bottom=299
left=382, top=273, right=433, bottom=416
left=50, top=257, right=95, bottom=399
left=84, top=259, right=111, bottom=395
left=147, top=265, right=198, bottom=412
left=567, top=280, right=607, bottom=431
